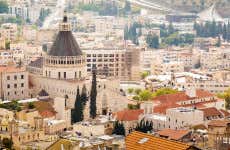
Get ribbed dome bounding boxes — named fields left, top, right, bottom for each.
left=48, top=31, right=82, bottom=56
left=48, top=14, right=82, bottom=56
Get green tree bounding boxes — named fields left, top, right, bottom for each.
left=153, top=88, right=178, bottom=97
left=223, top=24, right=227, bottom=41
left=146, top=34, right=159, bottom=49
left=5, top=41, right=10, bottom=49
left=127, top=88, right=134, bottom=94
left=2, top=138, right=13, bottom=149
left=139, top=90, right=153, bottom=101
left=124, top=0, right=131, bottom=12
left=135, top=88, right=142, bottom=95
left=0, top=0, right=8, bottom=13
left=81, top=84, right=88, bottom=106
left=135, top=119, right=153, bottom=133
left=225, top=95, right=230, bottom=110
left=28, top=102, right=35, bottom=109
left=90, top=69, right=97, bottom=119
left=113, top=121, right=126, bottom=136
left=216, top=36, right=221, bottom=47
left=168, top=22, right=174, bottom=35
left=200, top=0, right=205, bottom=10
left=71, top=87, right=84, bottom=123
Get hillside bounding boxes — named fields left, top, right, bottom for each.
left=160, top=0, right=230, bottom=17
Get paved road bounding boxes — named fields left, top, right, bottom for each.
left=127, top=0, right=172, bottom=12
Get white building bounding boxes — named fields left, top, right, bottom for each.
left=166, top=107, right=204, bottom=130
left=0, top=23, right=18, bottom=42
left=151, top=60, right=184, bottom=75
left=200, top=47, right=230, bottom=70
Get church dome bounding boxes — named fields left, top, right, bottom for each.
left=48, top=14, right=82, bottom=56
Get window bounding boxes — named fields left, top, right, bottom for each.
left=14, top=84, right=17, bottom=88
left=79, top=71, right=81, bottom=78
left=7, top=92, right=10, bottom=96
left=14, top=91, right=17, bottom=95
left=21, top=75, right=24, bottom=79
left=21, top=83, right=24, bottom=87
left=14, top=75, right=17, bottom=80
left=58, top=72, right=61, bottom=79
left=7, top=76, right=10, bottom=80
left=64, top=72, right=66, bottom=79
left=7, top=84, right=10, bottom=88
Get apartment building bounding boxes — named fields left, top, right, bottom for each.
left=151, top=60, right=184, bottom=75
left=185, top=78, right=230, bottom=94
left=83, top=45, right=141, bottom=81
left=0, top=65, right=29, bottom=101
left=0, top=50, right=13, bottom=65
left=0, top=23, right=18, bottom=42
left=200, top=47, right=230, bottom=70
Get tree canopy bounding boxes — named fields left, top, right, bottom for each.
left=0, top=1, right=8, bottom=13
left=113, top=121, right=126, bottom=136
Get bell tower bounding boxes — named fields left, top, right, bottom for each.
left=59, top=12, right=71, bottom=31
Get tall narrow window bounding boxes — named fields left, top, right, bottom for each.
left=58, top=72, right=61, bottom=79
left=64, top=72, right=66, bottom=79
left=79, top=71, right=81, bottom=78
left=75, top=72, right=77, bottom=78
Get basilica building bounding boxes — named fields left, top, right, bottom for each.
left=27, top=14, right=130, bottom=116
left=27, top=14, right=88, bottom=105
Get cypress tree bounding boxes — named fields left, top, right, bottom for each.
left=90, top=68, right=97, bottom=119
left=71, top=86, right=83, bottom=123
left=81, top=84, right=88, bottom=106
left=227, top=22, right=230, bottom=41
left=223, top=24, right=227, bottom=41
left=216, top=36, right=221, bottom=47
left=135, top=119, right=153, bottom=133
left=113, top=121, right=126, bottom=136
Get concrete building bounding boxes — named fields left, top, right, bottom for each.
left=151, top=60, right=184, bottom=75
left=0, top=65, right=29, bottom=101
left=200, top=47, right=230, bottom=70
left=0, top=23, right=18, bottom=42
left=207, top=120, right=230, bottom=150
left=166, top=107, right=204, bottom=130
left=0, top=50, right=13, bottom=65
left=83, top=44, right=141, bottom=81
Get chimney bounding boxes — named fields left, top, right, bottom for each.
left=185, top=88, right=196, bottom=98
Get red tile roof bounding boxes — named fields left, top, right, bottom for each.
left=220, top=109, right=230, bottom=117
left=199, top=107, right=223, bottom=118
left=0, top=65, right=25, bottom=73
left=40, top=110, right=55, bottom=118
left=125, top=131, right=197, bottom=150
left=114, top=109, right=144, bottom=121
left=208, top=120, right=230, bottom=127
left=153, top=89, right=215, bottom=114
left=157, top=129, right=191, bottom=140
left=33, top=101, right=56, bottom=118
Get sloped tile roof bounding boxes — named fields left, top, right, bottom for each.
left=153, top=89, right=215, bottom=114
left=115, top=109, right=144, bottom=121
left=208, top=120, right=230, bottom=127
left=33, top=101, right=56, bottom=118
left=125, top=131, right=198, bottom=150
left=157, top=129, right=191, bottom=140
left=199, top=107, right=223, bottom=118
